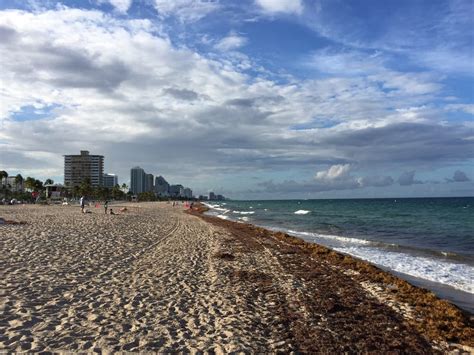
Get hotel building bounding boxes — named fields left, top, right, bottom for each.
left=145, top=173, right=154, bottom=193
left=103, top=173, right=118, bottom=188
left=130, top=167, right=145, bottom=194
left=154, top=176, right=170, bottom=196
left=64, top=150, right=104, bottom=187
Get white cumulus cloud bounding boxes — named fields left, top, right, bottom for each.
left=108, top=0, right=133, bottom=13
left=214, top=32, right=248, bottom=51
left=153, top=0, right=219, bottom=22
left=255, top=0, right=303, bottom=15
left=315, top=164, right=351, bottom=181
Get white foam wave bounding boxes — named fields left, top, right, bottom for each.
left=294, top=210, right=311, bottom=215
left=202, top=203, right=229, bottom=213
left=238, top=216, right=249, bottom=222
left=202, top=203, right=219, bottom=208
left=216, top=214, right=229, bottom=220
left=287, top=230, right=371, bottom=245
left=215, top=208, right=230, bottom=213
left=334, top=246, right=474, bottom=294
left=233, top=211, right=255, bottom=215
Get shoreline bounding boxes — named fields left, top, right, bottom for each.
left=1, top=202, right=473, bottom=352
left=201, top=203, right=474, bottom=314
left=190, top=203, right=474, bottom=349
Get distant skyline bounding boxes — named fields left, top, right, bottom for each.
left=0, top=0, right=473, bottom=199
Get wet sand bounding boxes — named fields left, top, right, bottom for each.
left=0, top=202, right=472, bottom=353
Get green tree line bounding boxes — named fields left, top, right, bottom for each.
left=1, top=170, right=195, bottom=202
left=0, top=171, right=129, bottom=201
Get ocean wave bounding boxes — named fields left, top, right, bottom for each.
left=294, top=210, right=311, bottom=215
left=216, top=214, right=229, bottom=220
left=286, top=229, right=474, bottom=293
left=287, top=230, right=371, bottom=245
left=212, top=208, right=229, bottom=213
left=202, top=203, right=221, bottom=208
left=334, top=246, right=474, bottom=294
left=203, top=203, right=229, bottom=213
left=233, top=211, right=255, bottom=215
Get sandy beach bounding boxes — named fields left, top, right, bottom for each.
left=1, top=202, right=472, bottom=353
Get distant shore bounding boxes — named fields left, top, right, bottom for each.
left=0, top=202, right=472, bottom=352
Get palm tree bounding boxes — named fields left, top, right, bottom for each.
left=34, top=179, right=44, bottom=192
left=15, top=174, right=24, bottom=192
left=24, top=177, right=36, bottom=191
left=96, top=186, right=109, bottom=200
left=73, top=185, right=80, bottom=198
left=0, top=170, right=7, bottom=181
left=44, top=178, right=54, bottom=185
left=0, top=171, right=8, bottom=199
left=79, top=178, right=92, bottom=197
left=111, top=184, right=123, bottom=200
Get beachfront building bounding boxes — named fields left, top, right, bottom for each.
left=1, top=176, right=24, bottom=193
left=103, top=173, right=118, bottom=188
left=145, top=173, right=154, bottom=192
left=130, top=167, right=145, bottom=194
left=154, top=176, right=169, bottom=197
left=45, top=183, right=66, bottom=200
left=169, top=184, right=183, bottom=198
left=64, top=150, right=104, bottom=187
left=208, top=192, right=225, bottom=200
left=183, top=188, right=193, bottom=199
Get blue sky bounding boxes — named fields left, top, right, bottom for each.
left=0, top=0, right=473, bottom=198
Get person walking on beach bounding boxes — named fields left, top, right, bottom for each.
left=104, top=200, right=108, bottom=214
left=80, top=196, right=85, bottom=213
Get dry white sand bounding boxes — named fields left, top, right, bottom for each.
left=0, top=202, right=295, bottom=352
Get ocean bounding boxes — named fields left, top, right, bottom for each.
left=203, top=197, right=474, bottom=313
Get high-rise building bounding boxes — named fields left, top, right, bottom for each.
left=145, top=173, right=154, bottom=192
left=1, top=177, right=24, bottom=193
left=103, top=173, right=118, bottom=188
left=64, top=150, right=104, bottom=187
left=183, top=188, right=193, bottom=199
left=169, top=184, right=183, bottom=197
left=154, top=176, right=169, bottom=196
left=130, top=167, right=145, bottom=194
left=209, top=192, right=216, bottom=200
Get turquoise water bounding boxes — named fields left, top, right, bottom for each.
left=204, top=197, right=474, bottom=312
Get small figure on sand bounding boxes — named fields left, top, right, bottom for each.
left=109, top=208, right=115, bottom=215
left=104, top=200, right=108, bottom=214
left=80, top=196, right=85, bottom=213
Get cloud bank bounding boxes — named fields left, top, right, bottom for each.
left=0, top=2, right=472, bottom=197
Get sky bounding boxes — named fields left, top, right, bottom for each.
left=0, top=0, right=473, bottom=199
